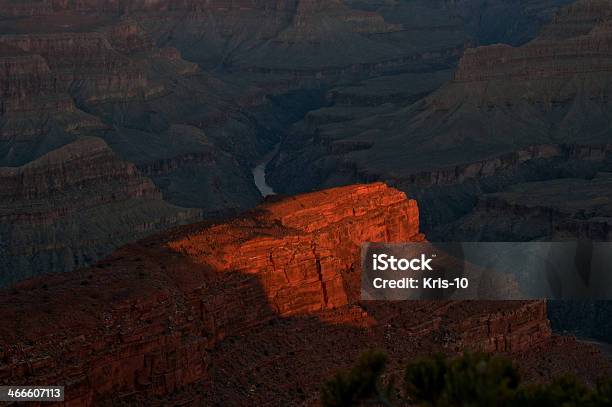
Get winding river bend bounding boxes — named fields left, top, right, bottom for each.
left=252, top=145, right=279, bottom=197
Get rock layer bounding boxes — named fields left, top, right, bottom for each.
left=444, top=172, right=612, bottom=241
left=267, top=0, right=612, bottom=240
left=0, top=183, right=607, bottom=405
left=0, top=136, right=199, bottom=286
left=0, top=0, right=571, bottom=283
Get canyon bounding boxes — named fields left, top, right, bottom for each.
left=267, top=0, right=612, bottom=243
left=1, top=1, right=611, bottom=404
left=1, top=184, right=607, bottom=405
left=0, top=0, right=573, bottom=284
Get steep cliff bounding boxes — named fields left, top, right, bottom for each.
left=0, top=137, right=199, bottom=286
left=443, top=172, right=612, bottom=241
left=1, top=184, right=595, bottom=405
left=268, top=0, right=612, bottom=238
left=0, top=0, right=582, bottom=283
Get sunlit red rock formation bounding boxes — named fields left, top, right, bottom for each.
left=0, top=183, right=607, bottom=405
left=168, top=182, right=422, bottom=314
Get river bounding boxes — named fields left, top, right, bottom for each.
left=252, top=144, right=279, bottom=197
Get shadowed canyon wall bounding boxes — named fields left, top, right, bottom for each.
left=267, top=0, right=612, bottom=243
left=0, top=0, right=572, bottom=285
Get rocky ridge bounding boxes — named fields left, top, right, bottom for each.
left=442, top=172, right=612, bottom=241
left=1, top=183, right=600, bottom=405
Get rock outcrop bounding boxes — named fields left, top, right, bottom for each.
left=0, top=137, right=199, bottom=286
left=1, top=184, right=607, bottom=405
left=168, top=182, right=422, bottom=314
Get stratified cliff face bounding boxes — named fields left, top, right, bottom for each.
left=0, top=47, right=102, bottom=166
left=0, top=0, right=570, bottom=283
left=536, top=0, right=612, bottom=40
left=442, top=172, right=612, bottom=241
left=2, top=184, right=598, bottom=406
left=452, top=0, right=575, bottom=45
left=168, top=182, right=422, bottom=314
left=0, top=137, right=198, bottom=286
left=268, top=0, right=612, bottom=240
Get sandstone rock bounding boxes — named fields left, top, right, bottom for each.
left=1, top=184, right=593, bottom=405
left=167, top=182, right=423, bottom=313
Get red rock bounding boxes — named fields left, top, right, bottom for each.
left=169, top=182, right=422, bottom=314
left=1, top=183, right=605, bottom=405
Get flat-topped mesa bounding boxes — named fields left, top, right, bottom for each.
left=260, top=182, right=416, bottom=234
left=169, top=183, right=423, bottom=314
